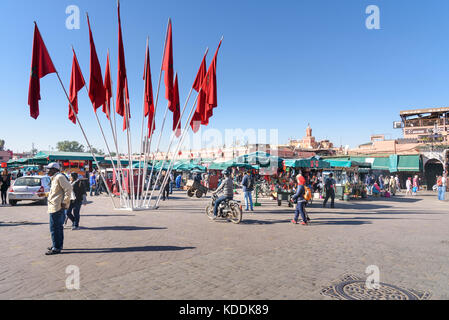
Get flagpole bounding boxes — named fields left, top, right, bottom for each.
left=145, top=47, right=209, bottom=208
left=153, top=89, right=201, bottom=208
left=108, top=90, right=130, bottom=208
left=117, top=0, right=135, bottom=209
left=72, top=44, right=125, bottom=209
left=54, top=71, right=117, bottom=209
left=141, top=18, right=171, bottom=207
left=108, top=73, right=130, bottom=208
left=106, top=49, right=130, bottom=208
left=154, top=35, right=223, bottom=209
left=136, top=37, right=149, bottom=206
left=138, top=38, right=155, bottom=208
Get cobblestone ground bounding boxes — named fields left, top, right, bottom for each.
left=0, top=190, right=448, bottom=300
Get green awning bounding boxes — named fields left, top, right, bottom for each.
left=34, top=151, right=105, bottom=162
left=235, top=152, right=283, bottom=168
left=208, top=160, right=256, bottom=171
left=324, top=160, right=371, bottom=169
left=372, top=157, right=390, bottom=170
left=389, top=155, right=399, bottom=173
left=398, top=155, right=421, bottom=172
left=325, top=160, right=352, bottom=168
left=284, top=157, right=331, bottom=169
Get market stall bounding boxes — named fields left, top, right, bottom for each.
left=322, top=160, right=371, bottom=200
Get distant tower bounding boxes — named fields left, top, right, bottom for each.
left=300, top=124, right=318, bottom=149
left=306, top=123, right=312, bottom=137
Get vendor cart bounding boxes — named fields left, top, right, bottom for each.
left=186, top=179, right=208, bottom=198
left=274, top=188, right=294, bottom=207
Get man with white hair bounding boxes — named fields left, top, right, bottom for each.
left=45, top=163, right=72, bottom=255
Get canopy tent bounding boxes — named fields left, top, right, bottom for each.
left=234, top=151, right=283, bottom=168
left=33, top=151, right=105, bottom=162
left=397, top=155, right=422, bottom=172
left=284, top=157, right=331, bottom=169
left=208, top=160, right=257, bottom=171
left=324, top=160, right=371, bottom=169
left=172, top=160, right=207, bottom=172
left=371, top=157, right=390, bottom=170
left=7, top=158, right=34, bottom=167
left=389, top=155, right=399, bottom=173
left=100, top=159, right=139, bottom=166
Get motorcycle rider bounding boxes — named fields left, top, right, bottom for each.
left=212, top=170, right=234, bottom=219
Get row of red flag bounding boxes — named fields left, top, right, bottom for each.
left=27, top=4, right=221, bottom=140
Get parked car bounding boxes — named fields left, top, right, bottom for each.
left=7, top=176, right=51, bottom=206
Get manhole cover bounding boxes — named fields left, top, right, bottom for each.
left=321, top=274, right=431, bottom=300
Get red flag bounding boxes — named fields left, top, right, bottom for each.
left=122, top=79, right=130, bottom=130
left=87, top=14, right=106, bottom=111
left=162, top=19, right=174, bottom=109
left=144, top=44, right=155, bottom=137
left=190, top=52, right=207, bottom=132
left=171, top=74, right=181, bottom=138
left=202, top=39, right=222, bottom=126
left=68, top=49, right=86, bottom=124
left=103, top=52, right=112, bottom=120
left=116, top=1, right=130, bottom=119
left=28, top=23, right=57, bottom=119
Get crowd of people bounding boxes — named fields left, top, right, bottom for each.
left=1, top=161, right=448, bottom=255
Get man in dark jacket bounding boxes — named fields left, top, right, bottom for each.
left=241, top=171, right=254, bottom=212
left=323, top=173, right=336, bottom=209
left=291, top=175, right=308, bottom=225
left=65, top=173, right=86, bottom=230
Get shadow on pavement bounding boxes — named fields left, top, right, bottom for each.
left=62, top=245, right=195, bottom=254
left=0, top=221, right=47, bottom=227
left=309, top=219, right=372, bottom=226
left=82, top=214, right=136, bottom=217
left=241, top=219, right=291, bottom=225
left=82, top=226, right=167, bottom=231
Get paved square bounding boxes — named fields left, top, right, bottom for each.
left=0, top=191, right=448, bottom=300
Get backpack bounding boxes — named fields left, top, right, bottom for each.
left=247, top=177, right=254, bottom=190
left=304, top=186, right=312, bottom=201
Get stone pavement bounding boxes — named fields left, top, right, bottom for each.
left=0, top=190, right=448, bottom=300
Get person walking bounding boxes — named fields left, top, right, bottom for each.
left=437, top=175, right=445, bottom=201
left=162, top=172, right=171, bottom=201
left=241, top=170, right=254, bottom=212
left=89, top=171, right=97, bottom=196
left=291, top=175, right=308, bottom=225
left=323, top=173, right=336, bottom=208
left=389, top=176, right=397, bottom=196
left=176, top=174, right=182, bottom=189
left=45, top=163, right=72, bottom=255
left=384, top=176, right=390, bottom=193
left=442, top=172, right=447, bottom=201
left=169, top=172, right=174, bottom=194
left=378, top=175, right=384, bottom=190
left=412, top=175, right=419, bottom=196
left=405, top=177, right=412, bottom=196
left=65, top=173, right=86, bottom=230
left=395, top=175, right=401, bottom=193
left=1, top=169, right=11, bottom=205
left=96, top=174, right=105, bottom=195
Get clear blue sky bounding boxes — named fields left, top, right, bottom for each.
left=2, top=0, right=449, bottom=154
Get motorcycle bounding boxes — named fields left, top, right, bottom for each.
left=206, top=193, right=243, bottom=224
